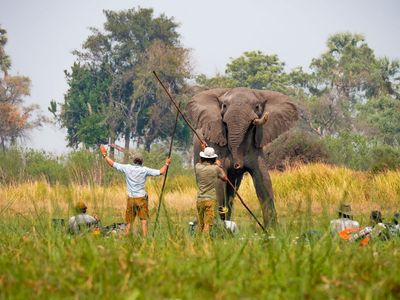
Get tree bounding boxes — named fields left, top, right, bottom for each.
left=0, top=26, right=45, bottom=150
left=50, top=63, right=112, bottom=148
left=196, top=51, right=289, bottom=92
left=358, top=95, right=400, bottom=146
left=289, top=32, right=399, bottom=137
left=133, top=40, right=192, bottom=150
left=57, top=8, right=192, bottom=155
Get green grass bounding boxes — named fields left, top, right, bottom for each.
left=1, top=164, right=400, bottom=299
left=1, top=210, right=400, bottom=299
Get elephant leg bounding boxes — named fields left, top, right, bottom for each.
left=225, top=172, right=244, bottom=221
left=249, top=156, right=277, bottom=227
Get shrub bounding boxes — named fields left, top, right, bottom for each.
left=0, top=147, right=25, bottom=184
left=24, top=150, right=69, bottom=184
left=265, top=130, right=329, bottom=170
left=65, top=149, right=116, bottom=185
left=370, top=145, right=400, bottom=173
left=323, top=131, right=375, bottom=170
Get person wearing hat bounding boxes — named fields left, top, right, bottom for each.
left=195, top=146, right=228, bottom=234
left=68, top=201, right=99, bottom=234
left=330, top=203, right=360, bottom=234
left=388, top=212, right=400, bottom=236
left=369, top=210, right=390, bottom=240
left=100, top=144, right=171, bottom=237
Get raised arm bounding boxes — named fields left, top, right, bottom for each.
left=159, top=158, right=172, bottom=175
left=100, top=145, right=114, bottom=167
left=216, top=159, right=228, bottom=182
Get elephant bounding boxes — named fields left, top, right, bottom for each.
left=187, top=87, right=298, bottom=227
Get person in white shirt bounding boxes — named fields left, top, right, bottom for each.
left=100, top=144, right=170, bottom=237
left=330, top=203, right=360, bottom=235
left=68, top=202, right=99, bottom=234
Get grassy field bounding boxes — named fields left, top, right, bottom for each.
left=1, top=163, right=400, bottom=299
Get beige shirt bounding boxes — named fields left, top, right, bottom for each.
left=195, top=162, right=224, bottom=201
left=330, top=218, right=360, bottom=234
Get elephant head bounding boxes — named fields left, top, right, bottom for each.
left=188, top=87, right=298, bottom=169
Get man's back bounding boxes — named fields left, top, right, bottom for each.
left=195, top=162, right=222, bottom=200
left=68, top=213, right=97, bottom=233
left=113, top=163, right=160, bottom=197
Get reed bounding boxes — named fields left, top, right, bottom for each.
left=1, top=163, right=399, bottom=299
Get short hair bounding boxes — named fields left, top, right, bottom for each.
left=200, top=157, right=216, bottom=164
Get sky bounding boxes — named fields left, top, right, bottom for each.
left=1, top=0, right=399, bottom=153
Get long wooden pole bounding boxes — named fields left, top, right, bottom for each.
left=152, top=103, right=181, bottom=237
left=152, top=71, right=205, bottom=145
left=152, top=71, right=266, bottom=232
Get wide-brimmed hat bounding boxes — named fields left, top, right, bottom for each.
left=199, top=147, right=218, bottom=158
left=337, top=203, right=353, bottom=216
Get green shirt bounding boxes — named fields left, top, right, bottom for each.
left=195, top=162, right=224, bottom=201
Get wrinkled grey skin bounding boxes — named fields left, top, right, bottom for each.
left=188, top=87, right=298, bottom=227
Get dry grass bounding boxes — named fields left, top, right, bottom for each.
left=1, top=163, right=400, bottom=299
left=1, top=163, right=399, bottom=221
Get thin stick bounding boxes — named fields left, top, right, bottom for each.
left=152, top=71, right=205, bottom=145
left=153, top=71, right=266, bottom=232
left=226, top=179, right=265, bottom=232
left=152, top=103, right=181, bottom=237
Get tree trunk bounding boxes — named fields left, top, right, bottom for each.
left=109, top=136, right=115, bottom=160
left=124, top=129, right=130, bottom=163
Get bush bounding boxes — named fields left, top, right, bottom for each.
left=24, top=150, right=69, bottom=184
left=0, top=147, right=25, bottom=184
left=370, top=145, right=400, bottom=173
left=323, top=131, right=375, bottom=170
left=65, top=150, right=121, bottom=185
left=265, top=130, right=329, bottom=170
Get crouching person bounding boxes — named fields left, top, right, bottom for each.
left=330, top=203, right=360, bottom=235
left=195, top=146, right=227, bottom=234
left=68, top=202, right=100, bottom=234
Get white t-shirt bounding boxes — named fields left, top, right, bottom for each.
left=113, top=163, right=160, bottom=197
left=330, top=218, right=360, bottom=234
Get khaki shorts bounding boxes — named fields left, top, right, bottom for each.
left=125, top=196, right=149, bottom=223
left=197, top=199, right=216, bottom=231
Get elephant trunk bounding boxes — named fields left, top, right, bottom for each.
left=224, top=109, right=259, bottom=169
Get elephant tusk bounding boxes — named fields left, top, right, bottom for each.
left=253, top=111, right=269, bottom=126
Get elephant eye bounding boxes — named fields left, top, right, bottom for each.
left=255, top=104, right=263, bottom=116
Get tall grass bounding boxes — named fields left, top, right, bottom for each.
left=1, top=163, right=400, bottom=299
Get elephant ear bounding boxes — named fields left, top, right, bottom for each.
left=253, top=90, right=298, bottom=148
left=187, top=88, right=231, bottom=146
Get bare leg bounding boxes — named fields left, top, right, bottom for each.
left=249, top=156, right=277, bottom=227
left=125, top=223, right=132, bottom=235
left=141, top=220, right=148, bottom=237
